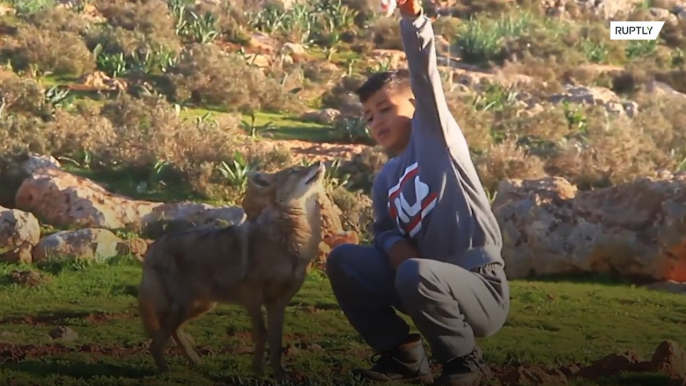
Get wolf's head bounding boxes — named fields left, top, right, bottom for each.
left=246, top=161, right=326, bottom=206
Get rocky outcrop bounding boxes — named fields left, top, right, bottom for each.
left=14, top=168, right=246, bottom=236
left=493, top=174, right=686, bottom=282
left=32, top=228, right=147, bottom=263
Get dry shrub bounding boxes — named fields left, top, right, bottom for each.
left=0, top=73, right=47, bottom=117
left=166, top=44, right=304, bottom=113
left=541, top=106, right=670, bottom=189
left=444, top=92, right=496, bottom=152
left=87, top=0, right=182, bottom=55
left=630, top=92, right=686, bottom=159
left=23, top=6, right=92, bottom=35
left=41, top=108, right=116, bottom=160
left=98, top=93, right=240, bottom=171
left=475, top=139, right=547, bottom=192
left=365, top=17, right=403, bottom=50
left=3, top=24, right=96, bottom=76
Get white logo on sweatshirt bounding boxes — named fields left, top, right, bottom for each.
left=387, top=162, right=437, bottom=237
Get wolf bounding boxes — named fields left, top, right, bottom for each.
left=136, top=161, right=326, bottom=380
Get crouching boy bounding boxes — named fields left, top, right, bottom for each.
left=325, top=1, right=510, bottom=385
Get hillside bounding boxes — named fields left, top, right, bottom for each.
left=0, top=0, right=685, bottom=385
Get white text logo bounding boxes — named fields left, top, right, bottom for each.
left=610, top=21, right=664, bottom=40
left=387, top=163, right=437, bottom=237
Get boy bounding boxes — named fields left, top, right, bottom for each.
left=325, top=1, right=510, bottom=385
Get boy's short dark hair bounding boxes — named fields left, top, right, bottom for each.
left=355, top=69, right=411, bottom=103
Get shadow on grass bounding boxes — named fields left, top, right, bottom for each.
left=0, top=361, right=154, bottom=380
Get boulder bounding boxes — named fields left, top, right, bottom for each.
left=0, top=206, right=41, bottom=260
left=32, top=228, right=145, bottom=262
left=492, top=174, right=686, bottom=282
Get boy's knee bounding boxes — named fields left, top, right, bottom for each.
left=325, top=243, right=361, bottom=277
left=394, top=258, right=433, bottom=302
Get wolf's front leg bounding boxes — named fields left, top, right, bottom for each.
left=246, top=301, right=267, bottom=376
left=265, top=301, right=288, bottom=381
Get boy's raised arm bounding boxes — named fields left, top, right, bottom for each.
left=398, top=2, right=456, bottom=142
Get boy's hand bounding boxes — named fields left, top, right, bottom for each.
left=397, top=0, right=422, bottom=17
left=388, top=240, right=420, bottom=270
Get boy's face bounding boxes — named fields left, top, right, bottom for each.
left=362, top=85, right=415, bottom=154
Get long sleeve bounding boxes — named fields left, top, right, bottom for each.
left=399, top=10, right=459, bottom=145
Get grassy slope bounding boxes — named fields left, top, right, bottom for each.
left=40, top=74, right=338, bottom=143
left=0, top=259, right=683, bottom=386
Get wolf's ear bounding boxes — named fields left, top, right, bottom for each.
left=247, top=171, right=272, bottom=191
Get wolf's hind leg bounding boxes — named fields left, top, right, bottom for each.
left=172, top=302, right=214, bottom=366
left=151, top=303, right=187, bottom=372
left=172, top=330, right=202, bottom=366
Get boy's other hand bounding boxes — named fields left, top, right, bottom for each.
left=388, top=240, right=420, bottom=270
left=397, top=0, right=421, bottom=17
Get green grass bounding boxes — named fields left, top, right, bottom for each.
left=0, top=259, right=683, bottom=386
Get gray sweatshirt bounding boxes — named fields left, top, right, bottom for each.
left=371, top=12, right=504, bottom=271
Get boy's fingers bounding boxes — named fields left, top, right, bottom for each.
left=397, top=0, right=421, bottom=15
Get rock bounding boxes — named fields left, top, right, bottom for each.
left=0, top=207, right=41, bottom=257
left=118, top=238, right=150, bottom=262
left=71, top=71, right=126, bottom=92
left=501, top=364, right=568, bottom=385
left=247, top=32, right=277, bottom=54
left=651, top=340, right=686, bottom=379
left=646, top=280, right=686, bottom=295
left=15, top=168, right=159, bottom=231
left=32, top=228, right=127, bottom=263
left=140, top=203, right=246, bottom=238
left=20, top=153, right=61, bottom=175
left=0, top=3, right=14, bottom=16
left=646, top=81, right=686, bottom=99
left=549, top=85, right=620, bottom=105
left=679, top=9, right=686, bottom=20
left=48, top=326, right=78, bottom=341
left=575, top=0, right=645, bottom=19
left=15, top=169, right=246, bottom=235
left=300, top=109, right=341, bottom=125
left=1, top=244, right=33, bottom=264
left=244, top=53, right=272, bottom=68
left=282, top=42, right=306, bottom=55
left=492, top=174, right=686, bottom=281
left=369, top=49, right=407, bottom=69
left=648, top=7, right=678, bottom=23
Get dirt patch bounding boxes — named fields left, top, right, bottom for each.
left=499, top=340, right=686, bottom=385
left=0, top=311, right=134, bottom=326
left=7, top=270, right=52, bottom=287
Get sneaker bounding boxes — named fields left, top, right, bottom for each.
left=434, top=346, right=493, bottom=386
left=352, top=334, right=434, bottom=384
